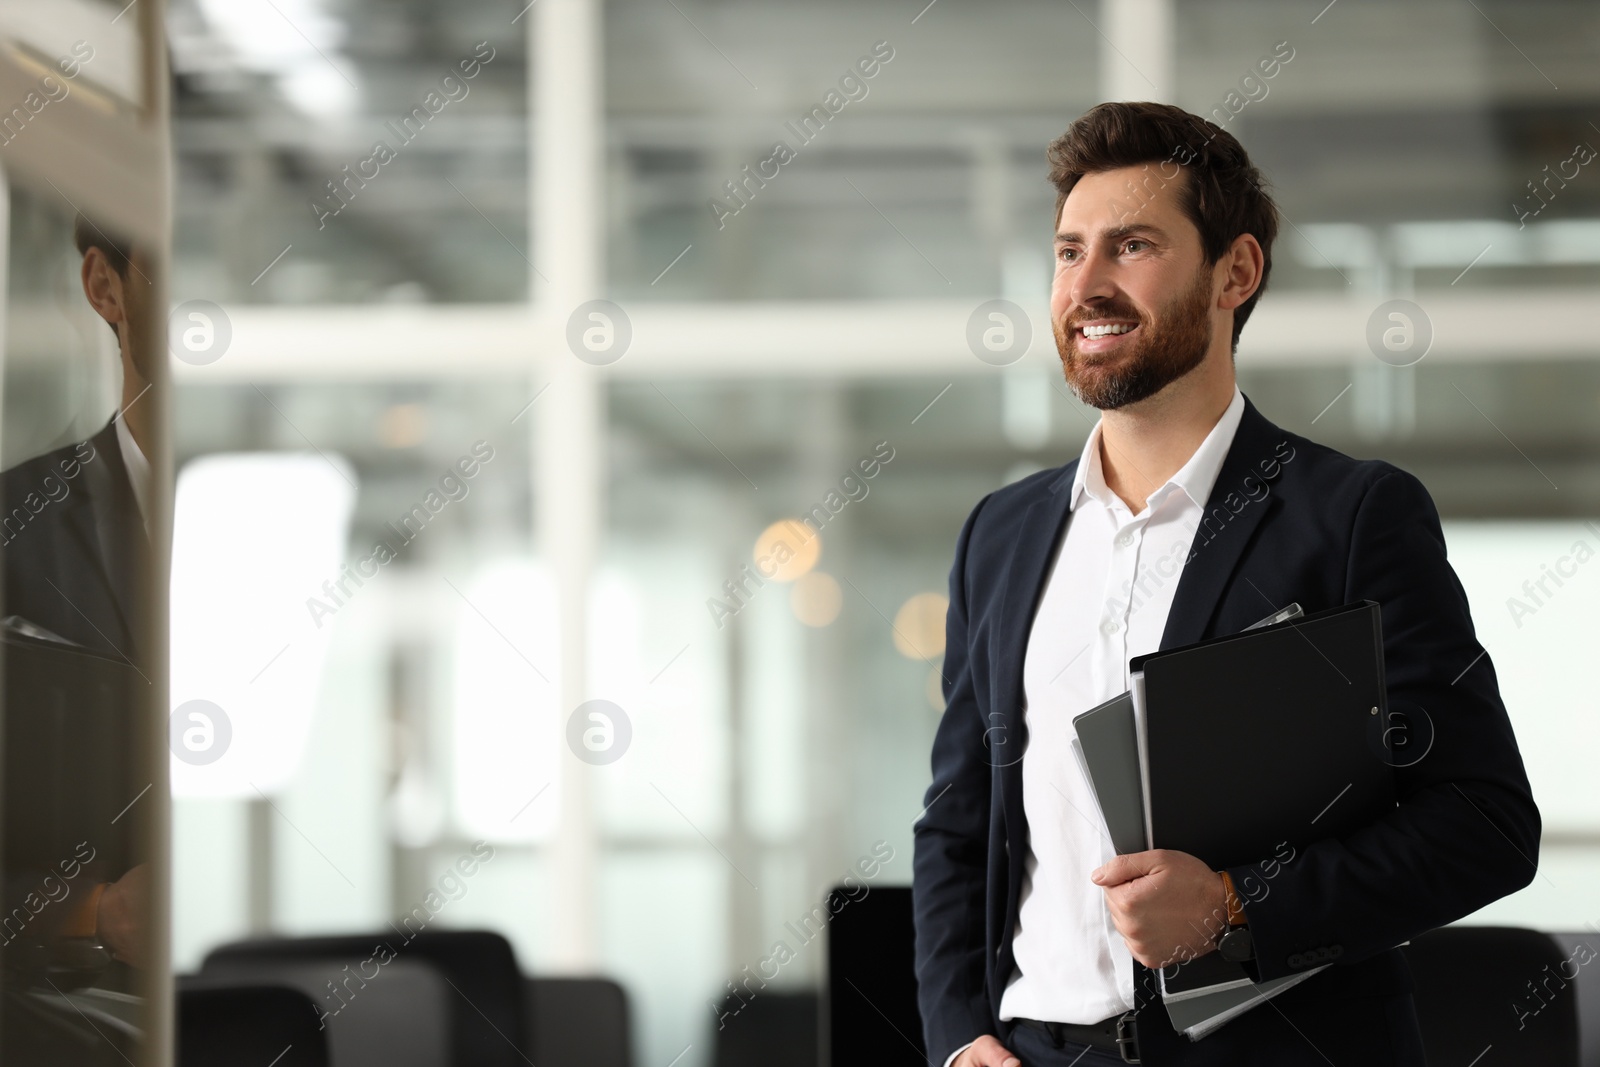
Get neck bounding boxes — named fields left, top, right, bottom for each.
left=1096, top=353, right=1235, bottom=515
left=120, top=361, right=151, bottom=458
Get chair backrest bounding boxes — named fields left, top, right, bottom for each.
left=194, top=958, right=449, bottom=1067
left=1406, top=925, right=1581, bottom=1066
left=1548, top=931, right=1600, bottom=1067
left=525, top=976, right=632, bottom=1067
left=203, top=929, right=529, bottom=1067
left=176, top=982, right=330, bottom=1067
left=824, top=884, right=925, bottom=1066
left=712, top=990, right=817, bottom=1067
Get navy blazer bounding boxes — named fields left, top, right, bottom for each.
left=911, top=393, right=1540, bottom=1065
left=0, top=418, right=148, bottom=667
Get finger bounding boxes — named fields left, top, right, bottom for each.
left=968, top=1034, right=1021, bottom=1067
left=1091, top=853, right=1137, bottom=885
left=1098, top=848, right=1169, bottom=885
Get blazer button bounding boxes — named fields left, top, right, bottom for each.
left=1287, top=952, right=1304, bottom=968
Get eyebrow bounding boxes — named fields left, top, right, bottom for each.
left=1054, top=223, right=1169, bottom=245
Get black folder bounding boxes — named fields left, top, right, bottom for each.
left=2, top=627, right=147, bottom=896
left=1120, top=600, right=1397, bottom=1024
left=1128, top=599, right=1396, bottom=873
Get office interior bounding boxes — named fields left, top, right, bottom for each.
left=0, top=0, right=1597, bottom=1063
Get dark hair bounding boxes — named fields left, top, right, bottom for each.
left=1047, top=101, right=1279, bottom=352
left=73, top=213, right=132, bottom=277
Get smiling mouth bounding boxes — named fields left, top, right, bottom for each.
left=1076, top=322, right=1139, bottom=339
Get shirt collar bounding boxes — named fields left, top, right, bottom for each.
left=1069, top=385, right=1246, bottom=516
left=114, top=412, right=151, bottom=532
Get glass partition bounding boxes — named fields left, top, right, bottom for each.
left=0, top=2, right=169, bottom=1062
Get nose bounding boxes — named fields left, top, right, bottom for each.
left=1066, top=244, right=1120, bottom=311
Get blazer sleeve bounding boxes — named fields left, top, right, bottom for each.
left=913, top=494, right=998, bottom=1062
left=1228, top=468, right=1542, bottom=982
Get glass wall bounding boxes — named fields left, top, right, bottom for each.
left=165, top=2, right=1600, bottom=1066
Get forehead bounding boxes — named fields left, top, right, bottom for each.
left=1056, top=164, right=1195, bottom=240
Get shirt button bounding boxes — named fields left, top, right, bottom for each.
left=1117, top=532, right=1134, bottom=547
left=1102, top=619, right=1119, bottom=635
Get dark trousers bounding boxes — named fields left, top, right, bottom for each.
left=1004, top=1022, right=1129, bottom=1067
left=1002, top=990, right=1427, bottom=1066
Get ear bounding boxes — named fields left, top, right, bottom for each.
left=80, top=246, right=127, bottom=330
left=1215, top=232, right=1265, bottom=311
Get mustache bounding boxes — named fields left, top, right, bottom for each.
left=1061, top=306, right=1144, bottom=332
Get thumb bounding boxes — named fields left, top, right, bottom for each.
left=1091, top=850, right=1157, bottom=886
left=966, top=1034, right=1020, bottom=1067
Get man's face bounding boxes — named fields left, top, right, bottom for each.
left=1051, top=165, right=1221, bottom=410
left=121, top=251, right=157, bottom=383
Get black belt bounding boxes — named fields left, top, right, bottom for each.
left=1015, top=1011, right=1140, bottom=1063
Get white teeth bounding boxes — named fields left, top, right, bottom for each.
left=1082, top=323, right=1135, bottom=338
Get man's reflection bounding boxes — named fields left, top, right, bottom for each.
left=0, top=214, right=153, bottom=1020
left=2, top=215, right=152, bottom=663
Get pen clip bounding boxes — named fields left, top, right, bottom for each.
left=1242, top=602, right=1304, bottom=631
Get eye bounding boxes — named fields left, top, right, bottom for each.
left=1056, top=246, right=1078, bottom=263
left=1122, top=239, right=1148, bottom=254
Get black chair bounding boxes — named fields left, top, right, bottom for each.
left=191, top=959, right=449, bottom=1067
left=177, top=983, right=330, bottom=1067
left=824, top=884, right=924, bottom=1065
left=1406, top=925, right=1581, bottom=1066
left=204, top=929, right=530, bottom=1067
left=524, top=977, right=632, bottom=1067
left=713, top=990, right=817, bottom=1067
left=1549, top=932, right=1600, bottom=1067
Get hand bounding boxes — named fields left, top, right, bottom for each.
left=95, top=864, right=150, bottom=969
left=1091, top=849, right=1228, bottom=969
left=954, top=1035, right=1020, bottom=1067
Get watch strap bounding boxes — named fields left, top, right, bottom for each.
left=1219, top=870, right=1247, bottom=926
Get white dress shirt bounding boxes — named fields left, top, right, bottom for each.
left=994, top=385, right=1245, bottom=1028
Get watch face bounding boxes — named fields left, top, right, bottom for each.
left=1219, top=928, right=1254, bottom=962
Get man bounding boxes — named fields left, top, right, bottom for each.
left=1, top=215, right=153, bottom=668
left=911, top=102, right=1539, bottom=1066
left=0, top=216, right=154, bottom=982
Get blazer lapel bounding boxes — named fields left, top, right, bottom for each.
left=1158, top=395, right=1281, bottom=651
left=991, top=465, right=1078, bottom=823
left=64, top=420, right=145, bottom=661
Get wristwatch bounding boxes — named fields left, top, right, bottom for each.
left=1218, top=925, right=1254, bottom=962
left=1217, top=871, right=1255, bottom=962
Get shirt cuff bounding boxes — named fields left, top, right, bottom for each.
left=943, top=1041, right=974, bottom=1067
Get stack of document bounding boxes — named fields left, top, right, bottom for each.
left=1070, top=600, right=1396, bottom=1040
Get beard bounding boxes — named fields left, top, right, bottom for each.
left=1053, top=264, right=1215, bottom=410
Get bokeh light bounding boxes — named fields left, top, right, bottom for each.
left=790, top=571, right=842, bottom=627
left=892, top=592, right=948, bottom=660
left=753, top=518, right=821, bottom=582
